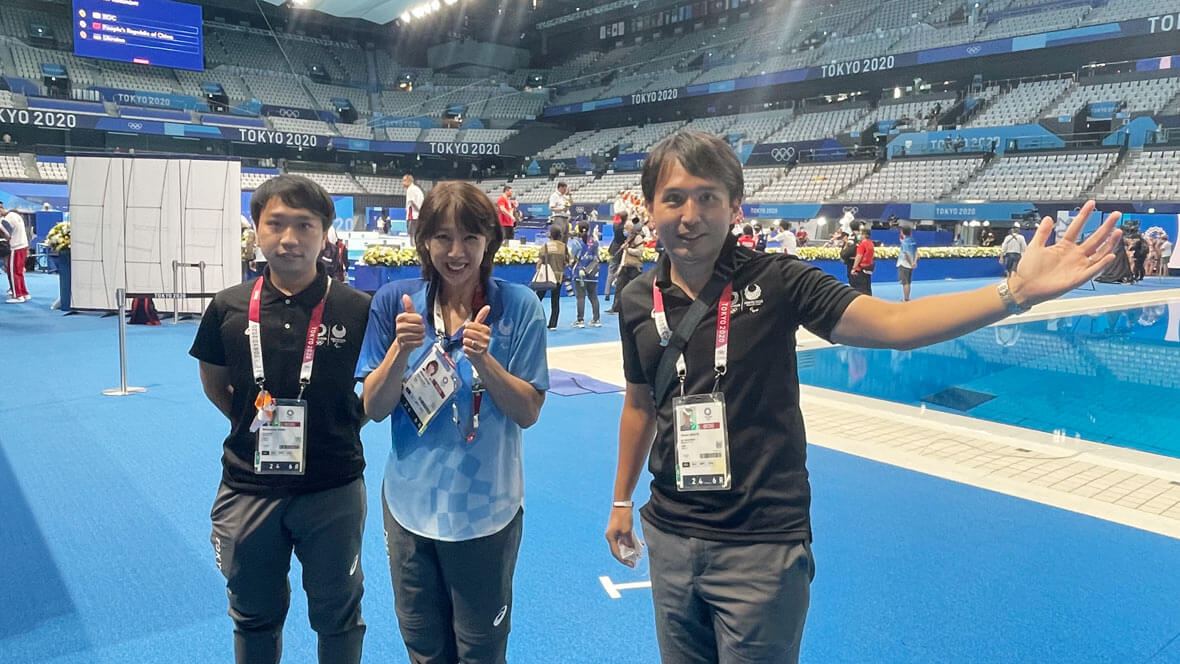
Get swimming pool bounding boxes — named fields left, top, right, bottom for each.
left=798, top=301, right=1180, bottom=458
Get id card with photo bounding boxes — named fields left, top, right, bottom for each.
left=255, top=399, right=307, bottom=475
left=401, top=344, right=460, bottom=435
left=672, top=393, right=731, bottom=491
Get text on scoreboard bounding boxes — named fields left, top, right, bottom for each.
left=72, top=0, right=204, bottom=72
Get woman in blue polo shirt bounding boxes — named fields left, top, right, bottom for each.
left=356, top=181, right=549, bottom=664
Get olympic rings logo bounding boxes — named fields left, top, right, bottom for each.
left=966, top=45, right=982, bottom=55
left=276, top=108, right=301, bottom=118
left=770, top=146, right=796, bottom=162
left=127, top=122, right=143, bottom=130
left=842, top=206, right=859, bottom=215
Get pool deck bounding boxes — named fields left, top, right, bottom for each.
left=550, top=286, right=1180, bottom=541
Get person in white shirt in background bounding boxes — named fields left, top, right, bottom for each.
left=1, top=202, right=30, bottom=303
left=611, top=190, right=630, bottom=223
left=1001, top=226, right=1028, bottom=277
left=548, top=181, right=572, bottom=242
left=774, top=221, right=798, bottom=257
left=403, top=174, right=424, bottom=238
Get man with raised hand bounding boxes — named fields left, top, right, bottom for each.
left=605, top=129, right=1120, bottom=664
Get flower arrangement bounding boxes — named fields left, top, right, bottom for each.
left=359, top=242, right=1000, bottom=267
left=45, top=221, right=70, bottom=253
left=241, top=228, right=256, bottom=261
left=767, top=245, right=1003, bottom=260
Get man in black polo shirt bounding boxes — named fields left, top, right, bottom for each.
left=604, top=130, right=1122, bottom=664
left=191, top=175, right=372, bottom=664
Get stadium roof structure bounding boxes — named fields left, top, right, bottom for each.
left=260, top=0, right=423, bottom=25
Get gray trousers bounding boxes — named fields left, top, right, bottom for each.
left=642, top=515, right=814, bottom=664
left=383, top=493, right=523, bottom=664
left=210, top=478, right=367, bottom=664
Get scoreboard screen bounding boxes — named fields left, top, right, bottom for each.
left=72, top=0, right=204, bottom=72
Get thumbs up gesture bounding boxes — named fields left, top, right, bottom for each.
left=462, top=305, right=493, bottom=365
left=394, top=293, right=426, bottom=357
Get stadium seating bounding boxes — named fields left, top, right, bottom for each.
left=1045, top=75, right=1180, bottom=118
left=269, top=117, right=336, bottom=136
left=957, top=152, right=1119, bottom=201
left=1094, top=149, right=1180, bottom=201
left=763, top=107, right=867, bottom=143
left=1082, top=0, right=1180, bottom=24
left=840, top=157, right=984, bottom=201
left=965, top=78, right=1074, bottom=128
left=35, top=159, right=66, bottom=182
left=0, top=154, right=29, bottom=180
left=287, top=170, right=364, bottom=194
left=747, top=161, right=877, bottom=202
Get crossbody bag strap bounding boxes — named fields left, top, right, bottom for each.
left=652, top=267, right=731, bottom=408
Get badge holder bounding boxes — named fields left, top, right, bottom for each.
left=255, top=398, right=307, bottom=474
left=400, top=344, right=461, bottom=435
left=672, top=392, right=732, bottom=491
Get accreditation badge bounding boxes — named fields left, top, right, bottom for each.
left=672, top=393, right=731, bottom=491
left=400, top=343, right=460, bottom=435
left=255, top=399, right=307, bottom=475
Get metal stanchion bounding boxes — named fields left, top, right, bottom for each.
left=171, top=260, right=209, bottom=324
left=103, top=287, right=147, bottom=397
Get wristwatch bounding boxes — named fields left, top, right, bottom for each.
left=997, top=279, right=1030, bottom=314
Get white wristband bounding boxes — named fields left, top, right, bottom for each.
left=612, top=500, right=634, bottom=508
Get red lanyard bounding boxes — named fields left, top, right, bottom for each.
left=651, top=279, right=733, bottom=393
left=247, top=276, right=329, bottom=401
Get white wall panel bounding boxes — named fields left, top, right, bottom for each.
left=67, top=156, right=241, bottom=313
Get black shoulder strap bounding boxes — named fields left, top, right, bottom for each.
left=652, top=267, right=731, bottom=409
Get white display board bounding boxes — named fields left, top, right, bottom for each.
left=67, top=156, right=241, bottom=313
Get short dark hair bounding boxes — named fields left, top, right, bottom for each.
left=250, top=175, right=334, bottom=231
left=901, top=227, right=912, bottom=237
left=642, top=130, right=743, bottom=205
left=503, top=185, right=512, bottom=192
left=742, top=224, right=753, bottom=235
left=548, top=225, right=563, bottom=240
left=414, top=181, right=503, bottom=285
left=557, top=181, right=568, bottom=189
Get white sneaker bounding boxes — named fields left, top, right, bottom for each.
left=588, top=320, right=602, bottom=327
left=6, top=297, right=24, bottom=303
left=572, top=321, right=585, bottom=328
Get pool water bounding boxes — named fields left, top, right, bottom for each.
left=798, top=301, right=1180, bottom=458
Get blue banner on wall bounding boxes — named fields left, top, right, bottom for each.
left=887, top=124, right=1065, bottom=157
left=92, top=87, right=207, bottom=111
left=261, top=105, right=339, bottom=123
left=745, top=139, right=845, bottom=167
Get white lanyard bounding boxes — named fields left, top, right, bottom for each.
left=247, top=276, right=330, bottom=401
left=651, top=280, right=733, bottom=395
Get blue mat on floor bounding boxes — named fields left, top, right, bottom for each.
left=547, top=369, right=622, bottom=396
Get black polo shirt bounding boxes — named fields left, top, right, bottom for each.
left=618, top=234, right=860, bottom=542
left=190, top=267, right=371, bottom=495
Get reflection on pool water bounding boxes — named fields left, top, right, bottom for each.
left=799, top=301, right=1180, bottom=458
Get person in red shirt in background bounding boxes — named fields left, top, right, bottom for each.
left=496, top=185, right=516, bottom=240
left=737, top=224, right=757, bottom=250
left=850, top=226, right=874, bottom=294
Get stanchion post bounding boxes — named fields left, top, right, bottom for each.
left=172, top=259, right=181, bottom=325
left=198, top=261, right=207, bottom=314
left=103, top=287, right=147, bottom=396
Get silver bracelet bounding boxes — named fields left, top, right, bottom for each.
left=997, top=279, right=1030, bottom=314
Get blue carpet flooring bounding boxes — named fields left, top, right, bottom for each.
left=3, top=272, right=1180, bottom=663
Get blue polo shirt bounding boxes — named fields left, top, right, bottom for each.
left=356, top=277, right=549, bottom=541
left=898, top=236, right=918, bottom=269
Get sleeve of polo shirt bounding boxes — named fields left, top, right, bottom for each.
left=355, top=284, right=400, bottom=381
left=783, top=259, right=861, bottom=343
left=618, top=300, right=647, bottom=385
left=505, top=288, right=550, bottom=392
left=189, top=296, right=226, bottom=366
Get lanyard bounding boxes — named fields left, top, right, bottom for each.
left=247, top=276, right=330, bottom=401
left=651, top=280, right=733, bottom=396
left=432, top=298, right=485, bottom=443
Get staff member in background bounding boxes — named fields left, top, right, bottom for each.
left=604, top=129, right=1123, bottom=664
left=548, top=181, right=572, bottom=242
left=496, top=185, right=517, bottom=240
left=774, top=221, right=798, bottom=257
left=356, top=181, right=548, bottom=664
left=850, top=226, right=874, bottom=295
left=1, top=202, right=30, bottom=303
left=1001, top=225, right=1027, bottom=277
left=897, top=226, right=919, bottom=302
left=568, top=221, right=602, bottom=328
left=190, top=175, right=371, bottom=664
left=403, top=174, right=425, bottom=239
